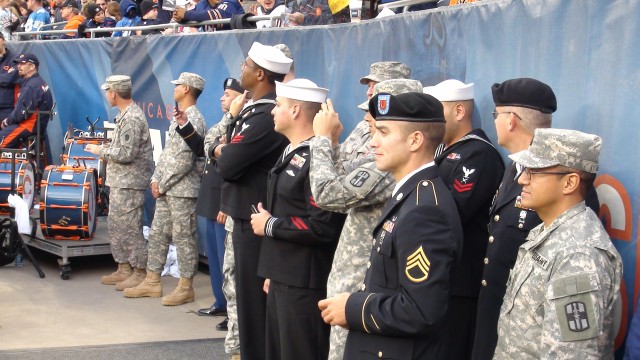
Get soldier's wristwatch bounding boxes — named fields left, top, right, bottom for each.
left=225, top=112, right=234, bottom=120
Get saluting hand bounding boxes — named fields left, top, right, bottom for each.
left=318, top=293, right=350, bottom=328
left=229, top=90, right=249, bottom=118
left=250, top=202, right=270, bottom=236
left=313, top=99, right=343, bottom=146
left=174, top=106, right=187, bottom=126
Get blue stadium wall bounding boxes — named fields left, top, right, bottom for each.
left=10, top=0, right=639, bottom=355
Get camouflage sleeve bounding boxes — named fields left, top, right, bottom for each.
left=157, top=116, right=204, bottom=194
left=100, top=117, right=138, bottom=164
left=310, top=136, right=393, bottom=212
left=203, top=114, right=233, bottom=159
left=540, top=251, right=616, bottom=357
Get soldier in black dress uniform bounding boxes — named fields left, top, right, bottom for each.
left=210, top=42, right=292, bottom=360
left=250, top=79, right=346, bottom=360
left=471, top=78, right=557, bottom=360
left=424, top=79, right=504, bottom=360
left=319, top=92, right=463, bottom=359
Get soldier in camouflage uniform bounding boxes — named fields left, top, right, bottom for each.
left=336, top=61, right=412, bottom=175
left=494, top=128, right=622, bottom=359
left=222, top=217, right=240, bottom=359
left=175, top=77, right=245, bottom=354
left=88, top=75, right=154, bottom=289
left=123, top=72, right=206, bottom=306
left=310, top=79, right=423, bottom=360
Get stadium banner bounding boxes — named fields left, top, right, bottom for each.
left=10, top=0, right=639, bottom=355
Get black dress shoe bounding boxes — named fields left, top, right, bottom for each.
left=216, top=317, right=229, bottom=331
left=197, top=305, right=227, bottom=317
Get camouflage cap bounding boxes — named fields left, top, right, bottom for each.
left=171, top=72, right=205, bottom=91
left=509, top=128, right=601, bottom=173
left=101, top=75, right=132, bottom=91
left=274, top=43, right=293, bottom=60
left=358, top=79, right=423, bottom=111
left=360, top=61, right=411, bottom=85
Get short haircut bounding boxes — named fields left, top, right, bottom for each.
left=402, top=121, right=445, bottom=158
left=557, top=165, right=596, bottom=199
left=190, top=87, right=202, bottom=100
left=255, top=63, right=286, bottom=85
left=512, top=106, right=552, bottom=135
left=292, top=100, right=321, bottom=120
left=114, top=88, right=132, bottom=99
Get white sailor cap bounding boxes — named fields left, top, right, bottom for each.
left=247, top=42, right=293, bottom=75
left=423, top=79, right=474, bottom=102
left=275, top=79, right=328, bottom=103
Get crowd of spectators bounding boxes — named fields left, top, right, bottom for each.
left=0, top=0, right=473, bottom=39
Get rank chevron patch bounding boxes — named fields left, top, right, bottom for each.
left=454, top=179, right=473, bottom=192
left=405, top=246, right=430, bottom=283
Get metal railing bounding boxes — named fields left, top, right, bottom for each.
left=380, top=0, right=439, bottom=12
left=15, top=14, right=284, bottom=40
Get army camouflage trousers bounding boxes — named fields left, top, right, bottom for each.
left=108, top=188, right=147, bottom=269
left=147, top=195, right=198, bottom=278
left=222, top=218, right=240, bottom=355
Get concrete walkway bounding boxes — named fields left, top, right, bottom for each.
left=0, top=222, right=225, bottom=351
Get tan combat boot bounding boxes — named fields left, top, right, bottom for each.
left=123, top=271, right=162, bottom=298
left=162, top=277, right=195, bottom=306
left=100, top=263, right=133, bottom=285
left=114, top=268, right=147, bottom=291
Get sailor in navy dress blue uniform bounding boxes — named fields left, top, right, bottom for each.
left=212, top=42, right=292, bottom=360
left=424, top=80, right=505, bottom=359
left=319, top=92, right=463, bottom=360
left=252, top=79, right=346, bottom=360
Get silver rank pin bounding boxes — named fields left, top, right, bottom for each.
left=396, top=193, right=403, bottom=201
left=518, top=210, right=527, bottom=228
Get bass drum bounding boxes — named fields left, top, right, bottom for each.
left=63, top=138, right=109, bottom=215
left=62, top=138, right=107, bottom=188
left=39, top=165, right=97, bottom=241
left=0, top=159, right=35, bottom=215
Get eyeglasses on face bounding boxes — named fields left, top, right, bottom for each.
left=492, top=110, right=521, bottom=120
left=522, top=167, right=573, bottom=181
left=240, top=59, right=256, bottom=70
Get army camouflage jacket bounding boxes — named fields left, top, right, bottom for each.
left=309, top=135, right=394, bottom=296
left=100, top=102, right=153, bottom=190
left=151, top=105, right=205, bottom=197
left=495, top=202, right=622, bottom=359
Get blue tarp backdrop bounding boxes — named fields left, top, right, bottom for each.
left=9, top=0, right=639, bottom=355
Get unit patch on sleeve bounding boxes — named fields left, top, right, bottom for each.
left=349, top=170, right=370, bottom=188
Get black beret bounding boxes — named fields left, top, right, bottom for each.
left=368, top=92, right=445, bottom=122
left=223, top=78, right=244, bottom=93
left=491, top=78, right=557, bottom=114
